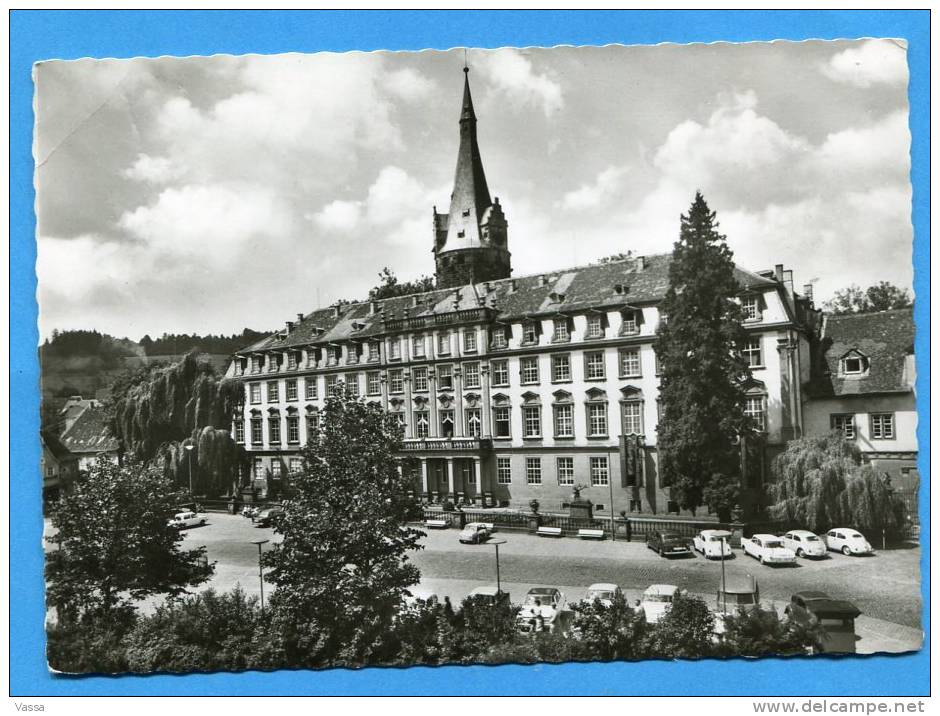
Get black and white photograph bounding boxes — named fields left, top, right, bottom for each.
left=35, top=39, right=920, bottom=675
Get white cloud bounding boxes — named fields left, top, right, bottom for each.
left=310, top=199, right=362, bottom=232
left=821, top=39, right=908, bottom=88
left=386, top=67, right=436, bottom=101
left=123, top=153, right=185, bottom=184
left=560, top=166, right=629, bottom=211
left=477, top=49, right=563, bottom=116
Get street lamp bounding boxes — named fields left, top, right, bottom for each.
left=720, top=535, right=728, bottom=614
left=251, top=538, right=269, bottom=618
left=488, top=538, right=507, bottom=594
left=183, top=441, right=195, bottom=498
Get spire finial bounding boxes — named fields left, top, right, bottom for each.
left=463, top=49, right=468, bottom=73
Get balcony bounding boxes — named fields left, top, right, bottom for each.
left=402, top=437, right=492, bottom=453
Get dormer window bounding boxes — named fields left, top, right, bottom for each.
left=620, top=310, right=640, bottom=336
left=462, top=209, right=471, bottom=217
left=840, top=351, right=870, bottom=377
left=586, top=314, right=605, bottom=339
left=522, top=321, right=539, bottom=345
left=552, top=317, right=570, bottom=343
left=457, top=230, right=465, bottom=238
left=742, top=295, right=762, bottom=322
left=490, top=326, right=509, bottom=350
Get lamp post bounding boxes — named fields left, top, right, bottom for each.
left=251, top=538, right=269, bottom=618
left=183, top=441, right=195, bottom=498
left=489, top=538, right=507, bottom=594
left=720, top=535, right=728, bottom=614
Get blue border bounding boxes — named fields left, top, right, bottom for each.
left=11, top=10, right=929, bottom=696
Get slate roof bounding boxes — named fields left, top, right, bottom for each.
left=808, top=307, right=915, bottom=397
left=236, top=253, right=779, bottom=355
left=60, top=406, right=119, bottom=455
left=41, top=430, right=76, bottom=462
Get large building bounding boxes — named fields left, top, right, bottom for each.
left=227, top=69, right=825, bottom=518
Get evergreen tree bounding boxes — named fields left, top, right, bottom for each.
left=654, top=193, right=753, bottom=515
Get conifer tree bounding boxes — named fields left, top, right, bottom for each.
left=654, top=193, right=753, bottom=515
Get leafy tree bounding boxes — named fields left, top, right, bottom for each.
left=645, top=593, right=715, bottom=658
left=568, top=590, right=648, bottom=661
left=368, top=267, right=437, bottom=300
left=46, top=608, right=136, bottom=674
left=262, top=386, right=425, bottom=667
left=45, top=457, right=213, bottom=623
left=714, top=605, right=819, bottom=657
left=655, top=193, right=753, bottom=515
left=823, top=282, right=912, bottom=315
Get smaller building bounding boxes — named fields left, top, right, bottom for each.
left=58, top=395, right=102, bottom=433
left=41, top=430, right=79, bottom=502
left=59, top=406, right=120, bottom=471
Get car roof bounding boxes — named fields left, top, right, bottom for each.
left=528, top=587, right=560, bottom=595
left=794, top=593, right=861, bottom=618
left=701, top=529, right=732, bottom=537
left=644, top=584, right=679, bottom=595
left=465, top=522, right=486, bottom=527
left=720, top=575, right=757, bottom=593
left=794, top=590, right=831, bottom=600
left=469, top=585, right=500, bottom=596
left=588, top=583, right=619, bottom=591
left=752, top=533, right=781, bottom=539
left=829, top=527, right=860, bottom=533
left=788, top=530, right=818, bottom=536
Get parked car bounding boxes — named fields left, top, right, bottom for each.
left=517, top=587, right=565, bottom=633
left=581, top=583, right=621, bottom=607
left=782, top=530, right=828, bottom=559
left=254, top=506, right=285, bottom=527
left=825, top=528, right=874, bottom=556
left=640, top=584, right=685, bottom=623
left=458, top=522, right=492, bottom=544
left=692, top=529, right=734, bottom=559
left=742, top=534, right=797, bottom=565
left=784, top=590, right=862, bottom=653
left=646, top=530, right=692, bottom=557
left=468, top=585, right=511, bottom=606
left=716, top=574, right=760, bottom=615
left=167, top=511, right=206, bottom=529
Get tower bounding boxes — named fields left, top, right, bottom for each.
left=433, top=66, right=511, bottom=289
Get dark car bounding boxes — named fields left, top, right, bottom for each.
left=254, top=506, right=285, bottom=527
left=784, top=590, right=861, bottom=654
left=646, top=530, right=692, bottom=557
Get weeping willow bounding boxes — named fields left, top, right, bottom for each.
left=112, top=352, right=246, bottom=497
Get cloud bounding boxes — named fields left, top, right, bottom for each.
left=821, top=39, right=908, bottom=88
left=476, top=49, right=563, bottom=116
left=310, top=200, right=362, bottom=231
left=560, top=166, right=629, bottom=211
left=386, top=67, right=436, bottom=101
left=123, top=153, right=185, bottom=184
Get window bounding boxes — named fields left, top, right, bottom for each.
left=621, top=311, right=639, bottom=336
left=590, top=457, right=609, bottom=486
left=367, top=371, right=381, bottom=396
left=285, top=379, right=298, bottom=401
left=271, top=461, right=282, bottom=478
left=394, top=413, right=406, bottom=429
left=267, top=381, right=279, bottom=402
left=557, top=457, right=574, bottom=485
left=267, top=354, right=279, bottom=372
left=742, top=295, right=761, bottom=321
left=520, top=357, right=540, bottom=384
left=831, top=413, right=856, bottom=439
left=346, top=344, right=360, bottom=364
left=287, top=351, right=298, bottom=370
left=412, top=336, right=426, bottom=358
left=346, top=374, right=359, bottom=398
left=493, top=407, right=511, bottom=438
left=619, top=348, right=641, bottom=378
left=415, top=411, right=430, bottom=438
left=251, top=418, right=263, bottom=445
left=438, top=364, right=454, bottom=391
left=743, top=338, right=763, bottom=367
left=870, top=413, right=895, bottom=440
left=289, top=458, right=303, bottom=475
left=388, top=369, right=404, bottom=394
left=552, top=318, right=570, bottom=343
left=304, top=377, right=318, bottom=400
left=745, top=396, right=766, bottom=431
left=440, top=410, right=455, bottom=438
left=368, top=341, right=380, bottom=362
left=522, top=322, right=539, bottom=345
left=497, top=457, right=512, bottom=484
left=268, top=415, right=281, bottom=443
left=306, top=412, right=318, bottom=438
left=523, top=405, right=542, bottom=438
left=326, top=374, right=339, bottom=395
left=491, top=360, right=509, bottom=387
left=465, top=408, right=482, bottom=437
left=251, top=356, right=261, bottom=374
left=554, top=404, right=574, bottom=438
left=249, top=383, right=262, bottom=404
left=463, top=362, right=481, bottom=389
left=526, top=457, right=542, bottom=485
left=588, top=403, right=608, bottom=436
left=654, top=351, right=662, bottom=376
left=287, top=416, right=300, bottom=443
left=842, top=355, right=869, bottom=375
left=306, top=349, right=317, bottom=368
left=622, top=401, right=643, bottom=434
left=490, top=326, right=508, bottom=350
left=254, top=458, right=265, bottom=480
left=388, top=339, right=401, bottom=361
left=234, top=420, right=245, bottom=443
left=585, top=351, right=606, bottom=380
left=327, top=347, right=339, bottom=366
left=463, top=329, right=477, bottom=353
left=437, top=332, right=451, bottom=356
left=586, top=314, right=605, bottom=338
left=412, top=366, right=429, bottom=392
left=552, top=354, right=571, bottom=382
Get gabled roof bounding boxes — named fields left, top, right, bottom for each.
left=235, top=253, right=779, bottom=355
left=807, top=307, right=915, bottom=397
left=60, top=407, right=119, bottom=455
left=41, top=430, right=76, bottom=461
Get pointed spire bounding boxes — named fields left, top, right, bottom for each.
left=460, top=55, right=476, bottom=123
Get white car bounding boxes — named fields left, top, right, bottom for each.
left=782, top=530, right=828, bottom=559
left=640, top=584, right=685, bottom=623
left=582, top=583, right=620, bottom=607
left=692, top=529, right=733, bottom=559
left=517, top=587, right=566, bottom=633
left=168, top=511, right=206, bottom=529
left=458, top=522, right=493, bottom=544
left=742, top=534, right=797, bottom=566
left=825, top=528, right=874, bottom=556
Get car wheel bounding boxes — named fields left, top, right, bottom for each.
left=758, top=555, right=764, bottom=564
left=797, top=548, right=804, bottom=558
left=658, top=547, right=664, bottom=557
left=842, top=545, right=851, bottom=556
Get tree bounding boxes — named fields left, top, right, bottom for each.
left=645, top=593, right=715, bottom=658
left=262, top=386, right=425, bottom=667
left=45, top=457, right=213, bottom=623
left=714, top=605, right=819, bottom=657
left=568, top=590, right=648, bottom=661
left=823, top=282, right=912, bottom=315
left=368, top=267, right=436, bottom=300
left=655, top=193, right=753, bottom=515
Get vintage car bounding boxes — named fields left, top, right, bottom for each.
left=254, top=506, right=285, bottom=527
left=646, top=530, right=692, bottom=557
left=785, top=591, right=862, bottom=653
left=581, top=583, right=621, bottom=607
left=692, top=529, right=734, bottom=559
left=458, top=522, right=493, bottom=544
left=716, top=574, right=760, bottom=615
left=825, top=528, right=874, bottom=556
left=517, top=587, right=566, bottom=633
left=782, top=530, right=828, bottom=559
left=167, top=511, right=207, bottom=529
left=640, top=584, right=685, bottom=624
left=742, top=534, right=797, bottom=565
left=467, top=585, right=511, bottom=606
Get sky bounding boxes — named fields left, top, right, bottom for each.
left=34, top=39, right=912, bottom=341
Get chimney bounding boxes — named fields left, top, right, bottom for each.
left=296, top=313, right=304, bottom=323
left=412, top=295, right=420, bottom=308
left=635, top=256, right=645, bottom=271
left=538, top=275, right=547, bottom=287
left=453, top=289, right=461, bottom=309
left=803, top=283, right=814, bottom=302
left=369, top=300, right=378, bottom=315
left=774, top=264, right=784, bottom=282
left=285, top=321, right=294, bottom=332
left=509, top=279, right=517, bottom=292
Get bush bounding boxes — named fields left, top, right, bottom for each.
left=46, top=607, right=136, bottom=674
